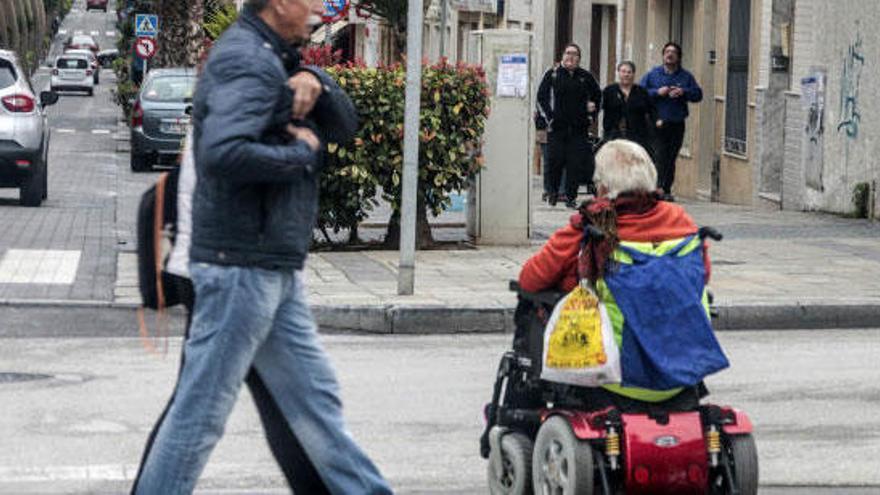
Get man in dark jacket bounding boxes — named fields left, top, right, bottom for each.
left=536, top=43, right=602, bottom=208
left=640, top=42, right=703, bottom=200
left=133, top=1, right=392, bottom=493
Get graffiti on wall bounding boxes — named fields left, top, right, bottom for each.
left=802, top=69, right=826, bottom=191
left=837, top=28, right=864, bottom=139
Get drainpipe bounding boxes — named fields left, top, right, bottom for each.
left=616, top=0, right=626, bottom=64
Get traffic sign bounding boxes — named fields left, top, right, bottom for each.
left=322, top=0, right=349, bottom=23
left=135, top=14, right=159, bottom=37
left=135, top=36, right=157, bottom=60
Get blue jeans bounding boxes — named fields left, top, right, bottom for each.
left=135, top=263, right=392, bottom=495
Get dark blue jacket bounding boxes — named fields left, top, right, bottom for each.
left=190, top=8, right=356, bottom=270
left=639, top=65, right=703, bottom=123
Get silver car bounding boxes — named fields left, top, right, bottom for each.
left=64, top=48, right=100, bottom=85
left=50, top=53, right=95, bottom=96
left=0, top=50, right=59, bottom=206
left=130, top=68, right=196, bottom=172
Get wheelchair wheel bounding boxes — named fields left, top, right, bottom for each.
left=532, top=416, right=594, bottom=495
left=729, top=434, right=758, bottom=495
left=488, top=432, right=534, bottom=495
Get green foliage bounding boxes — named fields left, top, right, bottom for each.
left=318, top=61, right=489, bottom=237
left=204, top=3, right=238, bottom=41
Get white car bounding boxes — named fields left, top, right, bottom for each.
left=50, top=54, right=95, bottom=96
left=63, top=48, right=100, bottom=84
left=0, top=49, right=59, bottom=206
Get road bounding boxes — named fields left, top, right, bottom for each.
left=0, top=329, right=878, bottom=493
left=1, top=0, right=879, bottom=494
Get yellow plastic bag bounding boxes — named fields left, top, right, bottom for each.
left=541, top=284, right=621, bottom=386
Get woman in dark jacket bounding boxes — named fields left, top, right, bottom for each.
left=602, top=61, right=658, bottom=157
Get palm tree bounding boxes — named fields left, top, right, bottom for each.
left=0, top=2, right=11, bottom=50
left=156, top=0, right=205, bottom=67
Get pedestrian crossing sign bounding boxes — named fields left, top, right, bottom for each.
left=135, top=14, right=159, bottom=37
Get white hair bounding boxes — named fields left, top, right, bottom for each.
left=593, top=139, right=657, bottom=199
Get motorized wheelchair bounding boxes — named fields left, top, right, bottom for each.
left=480, top=227, right=758, bottom=495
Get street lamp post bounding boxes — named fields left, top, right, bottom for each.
left=398, top=0, right=424, bottom=295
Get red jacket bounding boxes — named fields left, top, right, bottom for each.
left=519, top=201, right=711, bottom=293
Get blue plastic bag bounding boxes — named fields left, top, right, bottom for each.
left=603, top=236, right=729, bottom=390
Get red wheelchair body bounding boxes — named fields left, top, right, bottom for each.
left=481, top=276, right=758, bottom=495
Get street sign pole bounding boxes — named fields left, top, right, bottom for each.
left=398, top=0, right=424, bottom=296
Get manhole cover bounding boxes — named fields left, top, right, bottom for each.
left=0, top=372, right=54, bottom=384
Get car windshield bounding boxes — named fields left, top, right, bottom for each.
left=142, top=76, right=195, bottom=102
left=57, top=58, right=89, bottom=69
left=0, top=61, right=15, bottom=89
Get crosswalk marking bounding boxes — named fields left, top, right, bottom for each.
left=91, top=129, right=111, bottom=135
left=90, top=30, right=100, bottom=37
left=106, top=31, right=116, bottom=37
left=55, top=128, right=76, bottom=134
left=0, top=249, right=81, bottom=285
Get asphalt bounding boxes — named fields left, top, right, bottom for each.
left=3, top=0, right=880, bottom=335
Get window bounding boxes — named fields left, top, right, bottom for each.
left=724, top=0, right=751, bottom=155
left=142, top=76, right=196, bottom=102
left=0, top=61, right=16, bottom=89
left=57, top=58, right=89, bottom=69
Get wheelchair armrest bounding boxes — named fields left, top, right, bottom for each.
left=509, top=280, right=565, bottom=306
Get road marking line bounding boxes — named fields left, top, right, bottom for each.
left=59, top=29, right=68, bottom=35
left=90, top=30, right=100, bottom=36
left=106, top=31, right=116, bottom=37
left=55, top=128, right=76, bottom=134
left=0, top=249, right=81, bottom=285
left=0, top=462, right=282, bottom=483
left=92, top=129, right=112, bottom=135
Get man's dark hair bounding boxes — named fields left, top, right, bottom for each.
left=617, top=60, right=636, bottom=72
left=662, top=42, right=683, bottom=59
left=246, top=0, right=271, bottom=10
left=563, top=43, right=582, bottom=58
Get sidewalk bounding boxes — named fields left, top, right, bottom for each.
left=110, top=185, right=880, bottom=333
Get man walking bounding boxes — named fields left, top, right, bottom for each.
left=640, top=42, right=703, bottom=200
left=537, top=43, right=602, bottom=208
left=133, top=0, right=393, bottom=493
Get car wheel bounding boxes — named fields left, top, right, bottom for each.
left=130, top=152, right=151, bottom=172
left=42, top=158, right=48, bottom=200
left=20, top=169, right=44, bottom=207
left=88, top=88, right=94, bottom=97
left=488, top=431, right=534, bottom=495
left=532, top=416, right=595, bottom=495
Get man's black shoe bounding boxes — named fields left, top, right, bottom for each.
left=565, top=199, right=578, bottom=209
left=661, top=193, right=676, bottom=202
left=548, top=194, right=558, bottom=206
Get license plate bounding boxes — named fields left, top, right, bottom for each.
left=62, top=71, right=83, bottom=80
left=160, top=118, right=189, bottom=135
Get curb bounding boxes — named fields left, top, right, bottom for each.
left=2, top=299, right=880, bottom=337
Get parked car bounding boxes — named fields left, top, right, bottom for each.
left=97, top=49, right=119, bottom=68
left=130, top=68, right=197, bottom=172
left=63, top=34, right=99, bottom=54
left=64, top=49, right=100, bottom=84
left=0, top=50, right=59, bottom=207
left=50, top=54, right=96, bottom=96
left=87, top=0, right=109, bottom=12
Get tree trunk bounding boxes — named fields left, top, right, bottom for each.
left=384, top=192, right=435, bottom=249
left=0, top=2, right=10, bottom=50
left=31, top=0, right=46, bottom=57
left=184, top=0, right=206, bottom=66
left=156, top=0, right=201, bottom=67
left=8, top=0, right=21, bottom=56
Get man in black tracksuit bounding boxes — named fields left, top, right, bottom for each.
left=537, top=43, right=602, bottom=208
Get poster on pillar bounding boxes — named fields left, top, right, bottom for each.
left=800, top=68, right=826, bottom=192
left=496, top=54, right=529, bottom=98
left=451, top=0, right=496, bottom=13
